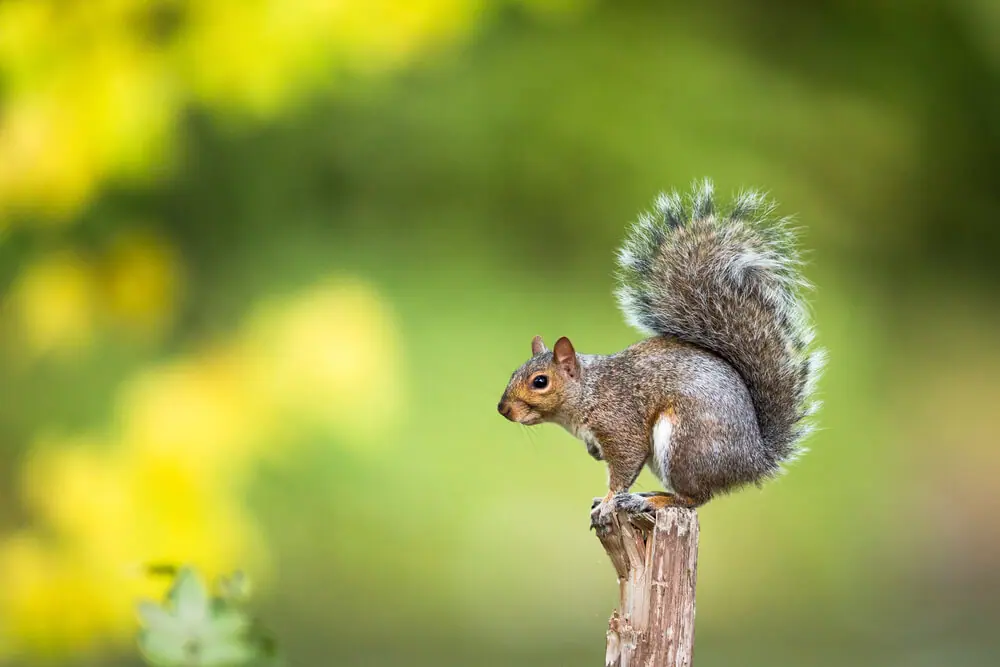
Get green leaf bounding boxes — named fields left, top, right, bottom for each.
left=137, top=627, right=189, bottom=667
left=196, top=637, right=257, bottom=667
left=169, top=567, right=210, bottom=626
left=136, top=566, right=261, bottom=667
left=217, top=570, right=251, bottom=603
left=136, top=601, right=179, bottom=634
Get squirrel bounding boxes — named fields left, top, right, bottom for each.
left=497, top=180, right=825, bottom=528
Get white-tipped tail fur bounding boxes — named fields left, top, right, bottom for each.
left=616, top=180, right=824, bottom=464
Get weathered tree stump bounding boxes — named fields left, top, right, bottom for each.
left=595, top=507, right=699, bottom=667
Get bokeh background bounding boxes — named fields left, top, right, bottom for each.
left=1, top=0, right=998, bottom=665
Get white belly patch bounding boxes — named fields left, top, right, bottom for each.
left=649, top=413, right=675, bottom=492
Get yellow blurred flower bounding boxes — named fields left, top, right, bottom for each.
left=176, top=0, right=483, bottom=115
left=21, top=436, right=264, bottom=575
left=0, top=0, right=585, bottom=224
left=322, top=0, right=482, bottom=71
left=9, top=230, right=181, bottom=357
left=175, top=0, right=319, bottom=116
left=115, top=348, right=270, bottom=473
left=99, top=229, right=182, bottom=339
left=10, top=250, right=99, bottom=356
left=20, top=437, right=130, bottom=554
left=0, top=275, right=404, bottom=656
left=0, top=534, right=125, bottom=657
left=0, top=3, right=176, bottom=222
left=116, top=445, right=265, bottom=579
left=243, top=278, right=405, bottom=447
left=1, top=436, right=265, bottom=657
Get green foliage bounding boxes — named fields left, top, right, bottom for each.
left=0, top=1, right=997, bottom=666
left=137, top=567, right=276, bottom=667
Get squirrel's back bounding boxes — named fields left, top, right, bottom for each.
left=615, top=180, right=824, bottom=468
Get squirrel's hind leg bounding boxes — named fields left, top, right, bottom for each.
left=614, top=491, right=699, bottom=513
left=590, top=491, right=691, bottom=509
left=635, top=491, right=700, bottom=509
left=589, top=491, right=698, bottom=530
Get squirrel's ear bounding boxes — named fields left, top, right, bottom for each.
left=531, top=335, right=548, bottom=355
left=553, top=336, right=579, bottom=379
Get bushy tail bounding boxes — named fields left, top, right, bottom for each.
left=615, top=179, right=825, bottom=464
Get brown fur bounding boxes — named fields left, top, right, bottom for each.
left=499, top=335, right=764, bottom=507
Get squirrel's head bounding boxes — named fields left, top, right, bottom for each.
left=498, top=335, right=580, bottom=425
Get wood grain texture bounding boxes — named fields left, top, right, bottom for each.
left=596, top=507, right=699, bottom=667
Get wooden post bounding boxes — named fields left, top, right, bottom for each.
left=595, top=507, right=699, bottom=667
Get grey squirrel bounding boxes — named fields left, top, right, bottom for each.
left=497, top=180, right=825, bottom=527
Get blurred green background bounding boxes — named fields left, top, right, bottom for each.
left=0, top=0, right=998, bottom=665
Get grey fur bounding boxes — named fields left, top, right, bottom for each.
left=578, top=339, right=768, bottom=503
left=616, top=180, right=825, bottom=467
left=497, top=180, right=825, bottom=517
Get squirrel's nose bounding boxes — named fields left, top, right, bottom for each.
left=498, top=401, right=511, bottom=418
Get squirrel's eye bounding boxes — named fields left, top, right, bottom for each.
left=532, top=375, right=549, bottom=389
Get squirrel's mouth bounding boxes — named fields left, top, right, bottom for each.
left=498, top=399, right=543, bottom=426
left=517, top=412, right=543, bottom=426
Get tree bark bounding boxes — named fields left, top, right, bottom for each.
left=595, top=507, right=699, bottom=667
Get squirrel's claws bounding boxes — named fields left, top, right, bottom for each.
left=615, top=492, right=648, bottom=514
left=591, top=491, right=654, bottom=530
left=591, top=491, right=698, bottom=531
left=590, top=499, right=614, bottom=531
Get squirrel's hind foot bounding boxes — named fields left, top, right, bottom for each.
left=633, top=491, right=700, bottom=509
left=590, top=491, right=697, bottom=530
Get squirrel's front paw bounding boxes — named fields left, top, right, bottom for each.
left=590, top=501, right=614, bottom=531
left=591, top=493, right=676, bottom=528
left=590, top=492, right=617, bottom=530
